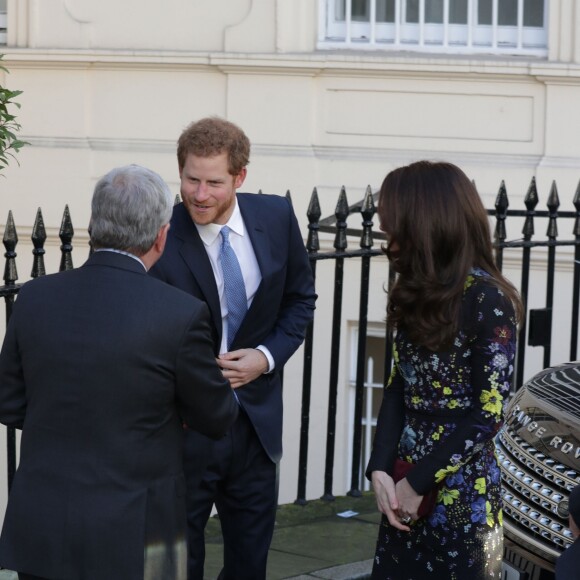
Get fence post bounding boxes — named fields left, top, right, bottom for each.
left=570, top=181, right=580, bottom=362
left=494, top=180, right=508, bottom=271
left=2, top=211, right=18, bottom=493
left=542, top=181, right=559, bottom=368
left=322, top=187, right=348, bottom=501
left=514, top=178, right=538, bottom=390
left=295, top=188, right=321, bottom=505
left=348, top=186, right=374, bottom=497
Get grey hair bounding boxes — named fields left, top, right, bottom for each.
left=90, top=165, right=173, bottom=255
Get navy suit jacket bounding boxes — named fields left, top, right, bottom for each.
left=0, top=252, right=238, bottom=580
left=556, top=536, right=580, bottom=579
left=150, top=193, right=316, bottom=462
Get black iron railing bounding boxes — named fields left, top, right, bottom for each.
left=296, top=177, right=580, bottom=504
left=1, top=178, right=580, bottom=507
left=1, top=206, right=76, bottom=492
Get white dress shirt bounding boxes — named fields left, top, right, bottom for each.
left=194, top=201, right=274, bottom=371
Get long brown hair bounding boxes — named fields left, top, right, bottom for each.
left=378, top=160, right=522, bottom=350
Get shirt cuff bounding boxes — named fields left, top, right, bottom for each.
left=256, top=345, right=275, bottom=374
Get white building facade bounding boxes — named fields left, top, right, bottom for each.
left=1, top=0, right=580, bottom=518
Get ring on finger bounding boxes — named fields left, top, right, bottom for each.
left=400, top=515, right=412, bottom=524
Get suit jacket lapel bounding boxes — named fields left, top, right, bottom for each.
left=172, top=205, right=223, bottom=342
left=238, top=195, right=272, bottom=320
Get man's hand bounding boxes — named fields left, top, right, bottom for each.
left=217, top=348, right=269, bottom=388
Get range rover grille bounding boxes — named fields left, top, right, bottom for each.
left=496, top=425, right=580, bottom=561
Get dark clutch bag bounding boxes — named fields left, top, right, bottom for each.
left=392, top=458, right=439, bottom=518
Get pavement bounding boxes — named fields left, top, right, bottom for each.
left=0, top=492, right=379, bottom=580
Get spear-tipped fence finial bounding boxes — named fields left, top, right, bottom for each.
left=522, top=177, right=539, bottom=238
left=334, top=187, right=349, bottom=252
left=59, top=205, right=75, bottom=272
left=360, top=185, right=375, bottom=250
left=31, top=207, right=47, bottom=278
left=546, top=180, right=560, bottom=239
left=306, top=188, right=321, bottom=254
left=2, top=211, right=18, bottom=285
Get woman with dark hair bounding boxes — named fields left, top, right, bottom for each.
left=366, top=161, right=522, bottom=579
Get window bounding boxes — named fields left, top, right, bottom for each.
left=320, top=0, right=548, bottom=56
left=347, top=328, right=387, bottom=492
left=0, top=0, right=6, bottom=46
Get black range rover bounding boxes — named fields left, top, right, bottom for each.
left=497, top=362, right=580, bottom=579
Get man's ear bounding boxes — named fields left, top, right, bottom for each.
left=234, top=167, right=247, bottom=189
left=141, top=223, right=170, bottom=271
left=155, top=223, right=170, bottom=254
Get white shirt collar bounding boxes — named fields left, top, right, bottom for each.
left=194, top=199, right=245, bottom=247
left=94, top=248, right=147, bottom=271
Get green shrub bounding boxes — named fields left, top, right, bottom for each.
left=0, top=54, right=27, bottom=174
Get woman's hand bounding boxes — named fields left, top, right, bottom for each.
left=371, top=470, right=411, bottom=531
left=394, top=477, right=423, bottom=522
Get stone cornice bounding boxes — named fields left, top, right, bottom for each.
left=1, top=48, right=579, bottom=82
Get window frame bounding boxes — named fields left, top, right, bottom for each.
left=320, top=0, right=548, bottom=56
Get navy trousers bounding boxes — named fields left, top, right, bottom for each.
left=184, top=408, right=277, bottom=580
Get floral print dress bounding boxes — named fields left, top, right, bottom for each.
left=366, top=269, right=517, bottom=579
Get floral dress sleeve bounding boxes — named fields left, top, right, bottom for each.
left=365, top=345, right=406, bottom=479
left=405, top=279, right=517, bottom=496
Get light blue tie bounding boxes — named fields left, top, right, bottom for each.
left=220, top=226, right=247, bottom=350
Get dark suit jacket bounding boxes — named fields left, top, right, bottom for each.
left=0, top=251, right=238, bottom=580
left=556, top=536, right=580, bottom=579
left=150, top=193, right=316, bottom=462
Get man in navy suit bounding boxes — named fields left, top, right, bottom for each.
left=150, top=117, right=316, bottom=579
left=0, top=165, right=239, bottom=580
